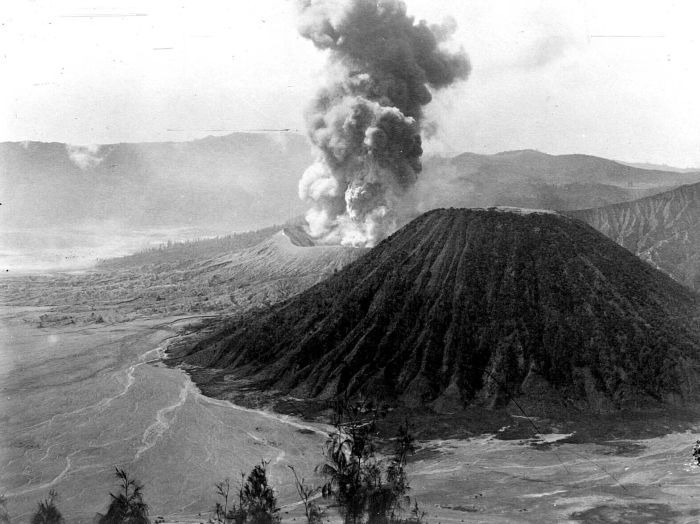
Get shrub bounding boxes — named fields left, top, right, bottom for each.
left=0, top=494, right=10, bottom=524
left=288, top=465, right=324, bottom=524
left=317, top=399, right=417, bottom=524
left=241, top=461, right=280, bottom=524
left=210, top=476, right=245, bottom=524
left=98, top=468, right=150, bottom=524
left=211, top=462, right=280, bottom=524
left=30, top=490, right=64, bottom=524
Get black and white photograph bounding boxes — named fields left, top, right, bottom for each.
left=3, top=1, right=700, bottom=522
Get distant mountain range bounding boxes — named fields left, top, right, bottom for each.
left=572, top=181, right=700, bottom=291
left=419, top=149, right=700, bottom=212
left=618, top=161, right=700, bottom=173
left=6, top=134, right=700, bottom=270
left=5, top=137, right=698, bottom=234
left=1, top=133, right=311, bottom=232
left=178, top=208, right=700, bottom=413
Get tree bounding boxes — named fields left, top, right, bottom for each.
left=365, top=420, right=416, bottom=524
left=317, top=398, right=381, bottom=524
left=211, top=478, right=233, bottom=524
left=381, top=420, right=416, bottom=522
left=30, top=490, right=64, bottom=524
left=407, top=500, right=426, bottom=524
left=212, top=462, right=280, bottom=524
left=240, top=461, right=280, bottom=524
left=209, top=475, right=245, bottom=524
left=288, top=465, right=324, bottom=524
left=99, top=468, right=150, bottom=524
left=317, top=400, right=418, bottom=524
left=0, top=494, right=10, bottom=524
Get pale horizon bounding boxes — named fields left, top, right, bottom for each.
left=3, top=1, right=700, bottom=167
left=7, top=132, right=699, bottom=171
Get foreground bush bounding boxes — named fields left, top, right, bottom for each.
left=288, top=465, right=324, bottom=524
left=20, top=406, right=424, bottom=524
left=211, top=461, right=280, bottom=524
left=0, top=495, right=10, bottom=524
left=30, top=490, right=64, bottom=524
left=318, top=399, right=420, bottom=524
left=98, top=468, right=150, bottom=524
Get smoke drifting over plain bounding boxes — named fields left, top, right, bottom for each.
left=66, top=144, right=104, bottom=170
left=297, top=0, right=470, bottom=246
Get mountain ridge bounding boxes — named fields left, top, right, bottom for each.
left=571, top=181, right=700, bottom=291
left=7, top=134, right=700, bottom=270
left=177, top=208, right=700, bottom=414
left=418, top=150, right=700, bottom=214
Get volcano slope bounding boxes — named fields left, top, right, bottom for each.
left=2, top=225, right=365, bottom=323
left=571, top=181, right=700, bottom=291
left=180, top=208, right=700, bottom=415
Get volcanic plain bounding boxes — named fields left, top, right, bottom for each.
left=3, top=219, right=700, bottom=523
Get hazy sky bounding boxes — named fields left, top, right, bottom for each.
left=3, top=0, right=700, bottom=166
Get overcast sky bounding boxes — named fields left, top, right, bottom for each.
left=2, top=0, right=700, bottom=166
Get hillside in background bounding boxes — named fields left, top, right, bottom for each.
left=11, top=139, right=692, bottom=239
left=419, top=150, right=700, bottom=212
left=1, top=133, right=311, bottom=232
left=1, top=226, right=365, bottom=322
left=619, top=161, right=700, bottom=173
left=0, top=133, right=312, bottom=270
left=6, top=135, right=700, bottom=271
left=178, top=208, right=700, bottom=414
left=96, top=224, right=286, bottom=271
left=571, top=182, right=700, bottom=291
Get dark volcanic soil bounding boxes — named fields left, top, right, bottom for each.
left=178, top=208, right=700, bottom=416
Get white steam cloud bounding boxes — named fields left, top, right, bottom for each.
left=66, top=144, right=104, bottom=170
left=297, top=0, right=470, bottom=247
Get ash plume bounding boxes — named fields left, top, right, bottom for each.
left=297, top=0, right=470, bottom=246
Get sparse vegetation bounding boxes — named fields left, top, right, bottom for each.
left=97, top=226, right=283, bottom=271
left=98, top=468, right=150, bottom=524
left=317, top=399, right=419, bottom=524
left=210, top=475, right=246, bottom=524
left=407, top=500, right=426, bottom=524
left=14, top=423, right=424, bottom=524
left=0, top=495, right=10, bottom=524
left=288, top=465, right=324, bottom=524
left=211, top=461, right=280, bottom=524
left=240, top=461, right=280, bottom=524
left=30, top=490, right=64, bottom=524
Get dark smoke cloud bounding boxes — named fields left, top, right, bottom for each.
left=298, top=0, right=470, bottom=246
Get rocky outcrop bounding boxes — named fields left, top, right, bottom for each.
left=572, top=182, right=700, bottom=290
